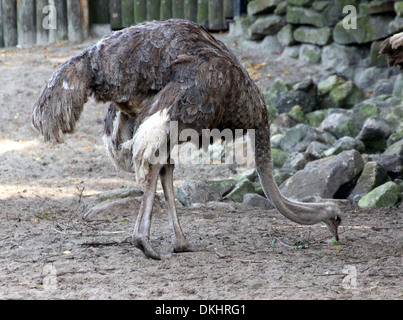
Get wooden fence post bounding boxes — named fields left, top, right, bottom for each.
left=184, top=0, right=197, bottom=22
left=147, top=0, right=160, bottom=21
left=89, top=0, right=109, bottom=24
left=67, top=0, right=89, bottom=42
left=122, top=0, right=134, bottom=27
left=160, top=0, right=172, bottom=20
left=109, top=0, right=122, bottom=29
left=134, top=0, right=147, bottom=24
left=197, top=0, right=208, bottom=28
left=2, top=0, right=18, bottom=47
left=17, top=0, right=36, bottom=47
left=48, top=0, right=68, bottom=42
left=208, top=0, right=223, bottom=31
left=0, top=1, right=4, bottom=47
left=172, top=0, right=184, bottom=19
left=36, top=0, right=49, bottom=45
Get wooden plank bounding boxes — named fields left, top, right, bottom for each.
left=160, top=0, right=172, bottom=20
left=67, top=0, right=89, bottom=41
left=184, top=0, right=197, bottom=22
left=197, top=0, right=208, bottom=28
left=89, top=0, right=109, bottom=24
left=208, top=0, right=223, bottom=31
left=147, top=0, right=160, bottom=21
left=17, top=0, right=36, bottom=47
left=109, top=0, right=122, bottom=29
left=172, top=0, right=184, bottom=19
left=122, top=0, right=134, bottom=27
left=36, top=0, right=49, bottom=45
left=0, top=1, right=4, bottom=47
left=134, top=0, right=147, bottom=24
left=48, top=0, right=68, bottom=42
left=2, top=0, right=18, bottom=47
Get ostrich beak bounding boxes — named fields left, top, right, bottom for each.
left=325, top=215, right=342, bottom=241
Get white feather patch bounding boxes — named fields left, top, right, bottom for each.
left=122, top=109, right=169, bottom=183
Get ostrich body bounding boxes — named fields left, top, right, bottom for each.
left=380, top=32, right=403, bottom=67
left=32, top=20, right=341, bottom=259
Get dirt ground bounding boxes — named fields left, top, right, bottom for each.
left=0, top=32, right=401, bottom=300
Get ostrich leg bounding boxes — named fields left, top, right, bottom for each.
left=160, top=163, right=198, bottom=253
left=132, top=164, right=163, bottom=259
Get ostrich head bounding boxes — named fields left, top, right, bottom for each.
left=322, top=203, right=342, bottom=241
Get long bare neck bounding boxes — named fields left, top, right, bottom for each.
left=254, top=121, right=334, bottom=225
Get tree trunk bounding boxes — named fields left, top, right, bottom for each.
left=48, top=0, right=67, bottom=42
left=208, top=0, right=223, bottom=31
left=172, top=0, right=184, bottom=19
left=67, top=0, right=89, bottom=42
left=122, top=0, right=134, bottom=27
left=160, top=0, right=172, bottom=20
left=36, top=0, right=49, bottom=45
left=147, top=0, right=160, bottom=21
left=134, top=0, right=147, bottom=24
left=197, top=0, right=208, bottom=28
left=89, top=0, right=109, bottom=24
left=2, top=0, right=18, bottom=47
left=109, top=0, right=122, bottom=29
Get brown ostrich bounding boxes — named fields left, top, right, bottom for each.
left=32, top=20, right=341, bottom=259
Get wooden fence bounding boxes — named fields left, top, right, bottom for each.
left=0, top=0, right=248, bottom=48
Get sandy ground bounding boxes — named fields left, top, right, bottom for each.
left=0, top=33, right=402, bottom=300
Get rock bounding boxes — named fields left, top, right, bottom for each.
left=263, top=78, right=291, bottom=109
left=353, top=66, right=395, bottom=91
left=370, top=41, right=388, bottom=67
left=305, top=109, right=328, bottom=128
left=280, top=150, right=364, bottom=200
left=248, top=15, right=286, bottom=40
left=83, top=197, right=141, bottom=221
left=293, top=26, right=332, bottom=46
left=305, top=141, right=329, bottom=160
left=274, top=1, right=288, bottom=15
left=282, top=151, right=309, bottom=170
left=242, top=193, right=274, bottom=210
left=277, top=24, right=295, bottom=47
left=272, top=113, right=299, bottom=131
left=358, top=181, right=400, bottom=208
left=392, top=73, right=403, bottom=99
left=273, top=168, right=296, bottom=185
left=357, top=116, right=394, bottom=141
left=388, top=17, right=403, bottom=33
left=359, top=1, right=394, bottom=15
left=260, top=35, right=284, bottom=55
left=348, top=161, right=390, bottom=205
left=224, top=178, right=256, bottom=202
left=298, top=44, right=322, bottom=64
left=96, top=186, right=144, bottom=202
left=176, top=180, right=221, bottom=207
left=380, top=105, right=403, bottom=132
left=286, top=6, right=326, bottom=28
left=325, top=80, right=365, bottom=109
left=369, top=144, right=403, bottom=178
left=385, top=138, right=403, bottom=156
left=205, top=179, right=236, bottom=197
left=395, top=1, right=403, bottom=17
left=320, top=112, right=356, bottom=138
left=247, top=0, right=281, bottom=16
left=351, top=101, right=380, bottom=128
left=271, top=148, right=291, bottom=168
left=279, top=124, right=327, bottom=152
left=275, top=79, right=319, bottom=113
left=372, top=79, right=394, bottom=97
left=321, top=43, right=369, bottom=73
left=288, top=105, right=306, bottom=123
left=387, top=132, right=403, bottom=147
left=323, top=136, right=365, bottom=157
left=318, top=75, right=345, bottom=96
left=229, top=16, right=254, bottom=37
left=333, top=14, right=394, bottom=45
left=286, top=0, right=312, bottom=6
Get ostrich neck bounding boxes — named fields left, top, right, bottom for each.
left=255, top=122, right=332, bottom=225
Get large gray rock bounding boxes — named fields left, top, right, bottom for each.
left=278, top=124, right=327, bottom=152
left=242, top=193, right=274, bottom=210
left=333, top=14, right=394, bottom=44
left=356, top=116, right=394, bottom=141
left=348, top=161, right=390, bottom=205
left=358, top=182, right=400, bottom=208
left=323, top=136, right=365, bottom=157
left=280, top=150, right=364, bottom=200
left=321, top=43, right=369, bottom=73
left=248, top=15, right=286, bottom=40
left=286, top=6, right=326, bottom=28
left=293, top=26, right=332, bottom=46
left=247, top=0, right=281, bottom=16
left=319, top=112, right=357, bottom=138
left=299, top=44, right=322, bottom=64
left=176, top=180, right=221, bottom=207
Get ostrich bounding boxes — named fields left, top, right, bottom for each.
left=32, top=20, right=341, bottom=259
left=380, top=32, right=403, bottom=67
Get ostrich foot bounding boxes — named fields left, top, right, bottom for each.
left=172, top=240, right=203, bottom=253
left=132, top=234, right=164, bottom=260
